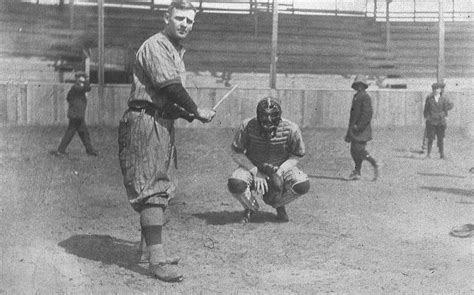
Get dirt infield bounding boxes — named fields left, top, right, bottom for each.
left=1, top=125, right=473, bottom=294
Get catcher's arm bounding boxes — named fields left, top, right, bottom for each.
left=274, top=155, right=300, bottom=176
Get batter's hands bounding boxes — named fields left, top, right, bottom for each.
left=196, top=107, right=216, bottom=123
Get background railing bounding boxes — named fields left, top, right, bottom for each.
left=1, top=83, right=473, bottom=128
left=16, top=0, right=474, bottom=21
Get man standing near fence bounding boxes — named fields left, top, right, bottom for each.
left=50, top=71, right=97, bottom=157
left=423, top=82, right=454, bottom=159
left=344, top=75, right=378, bottom=181
left=118, top=0, right=215, bottom=283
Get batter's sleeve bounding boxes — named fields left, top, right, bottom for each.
left=137, top=39, right=182, bottom=89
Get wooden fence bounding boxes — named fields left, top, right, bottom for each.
left=0, top=83, right=473, bottom=128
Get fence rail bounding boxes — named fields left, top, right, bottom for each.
left=1, top=83, right=473, bottom=128
left=18, top=0, right=474, bottom=21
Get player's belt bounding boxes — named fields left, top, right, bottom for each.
left=129, top=105, right=161, bottom=117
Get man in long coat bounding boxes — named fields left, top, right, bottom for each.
left=344, top=75, right=378, bottom=181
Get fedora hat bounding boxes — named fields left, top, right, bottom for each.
left=352, top=74, right=368, bottom=90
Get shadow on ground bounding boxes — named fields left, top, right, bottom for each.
left=307, top=174, right=348, bottom=181
left=58, top=234, right=148, bottom=276
left=193, top=210, right=280, bottom=225
left=417, top=172, right=466, bottom=179
left=420, top=186, right=474, bottom=197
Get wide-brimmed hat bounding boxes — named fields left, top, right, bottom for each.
left=351, top=75, right=368, bottom=89
left=74, top=71, right=87, bottom=78
left=431, top=82, right=446, bottom=90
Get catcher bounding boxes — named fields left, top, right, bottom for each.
left=227, top=97, right=310, bottom=223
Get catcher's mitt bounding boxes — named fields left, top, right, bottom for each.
left=258, top=163, right=278, bottom=177
left=261, top=169, right=284, bottom=206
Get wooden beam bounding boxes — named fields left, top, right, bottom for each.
left=69, top=0, right=74, bottom=30
left=437, top=0, right=446, bottom=82
left=98, top=0, right=105, bottom=112
left=385, top=0, right=391, bottom=51
left=270, top=0, right=278, bottom=89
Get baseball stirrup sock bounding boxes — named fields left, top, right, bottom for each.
left=142, top=225, right=163, bottom=246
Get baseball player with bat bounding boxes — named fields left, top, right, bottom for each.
left=227, top=97, right=310, bottom=223
left=118, top=0, right=216, bottom=283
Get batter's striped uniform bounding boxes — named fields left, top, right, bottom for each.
left=118, top=32, right=186, bottom=212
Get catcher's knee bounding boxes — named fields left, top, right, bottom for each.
left=292, top=180, right=310, bottom=195
left=227, top=178, right=247, bottom=194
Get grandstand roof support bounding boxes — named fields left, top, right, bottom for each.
left=385, top=0, right=392, bottom=51
left=69, top=0, right=74, bottom=30
left=98, top=0, right=105, bottom=111
left=437, top=0, right=446, bottom=82
left=270, top=0, right=278, bottom=89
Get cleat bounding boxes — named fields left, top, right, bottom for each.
left=149, top=264, right=183, bottom=283
left=348, top=170, right=361, bottom=181
left=276, top=206, right=289, bottom=222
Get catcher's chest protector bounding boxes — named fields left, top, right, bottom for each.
left=246, top=120, right=292, bottom=167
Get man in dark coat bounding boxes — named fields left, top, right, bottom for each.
left=423, top=82, right=454, bottom=159
left=51, top=71, right=97, bottom=157
left=344, top=75, right=378, bottom=181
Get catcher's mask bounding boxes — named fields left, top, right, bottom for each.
left=256, top=97, right=282, bottom=138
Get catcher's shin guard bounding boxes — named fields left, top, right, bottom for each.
left=230, top=186, right=259, bottom=211
left=272, top=179, right=310, bottom=208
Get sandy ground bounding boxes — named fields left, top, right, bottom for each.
left=0, top=125, right=473, bottom=294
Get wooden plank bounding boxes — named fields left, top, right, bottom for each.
left=0, top=84, right=7, bottom=123
left=278, top=89, right=304, bottom=126
left=26, top=84, right=55, bottom=125
left=2, top=84, right=474, bottom=128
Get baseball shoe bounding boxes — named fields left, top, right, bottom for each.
left=449, top=224, right=474, bottom=238
left=149, top=263, right=183, bottom=283
left=276, top=206, right=289, bottom=223
left=348, top=170, right=361, bottom=181
left=372, top=164, right=379, bottom=181
left=138, top=252, right=180, bottom=265
left=241, top=209, right=255, bottom=224
left=50, top=150, right=67, bottom=157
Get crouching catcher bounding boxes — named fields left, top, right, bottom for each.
left=227, top=97, right=310, bottom=223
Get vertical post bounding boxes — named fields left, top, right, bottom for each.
left=270, top=0, right=278, bottom=89
left=83, top=49, right=91, bottom=78
left=335, top=0, right=338, bottom=16
left=385, top=0, right=391, bottom=51
left=452, top=0, right=455, bottom=21
left=413, top=0, right=416, bottom=22
left=69, top=0, right=74, bottom=30
left=437, top=0, right=446, bottom=83
left=374, top=0, right=377, bottom=19
left=98, top=0, right=105, bottom=112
